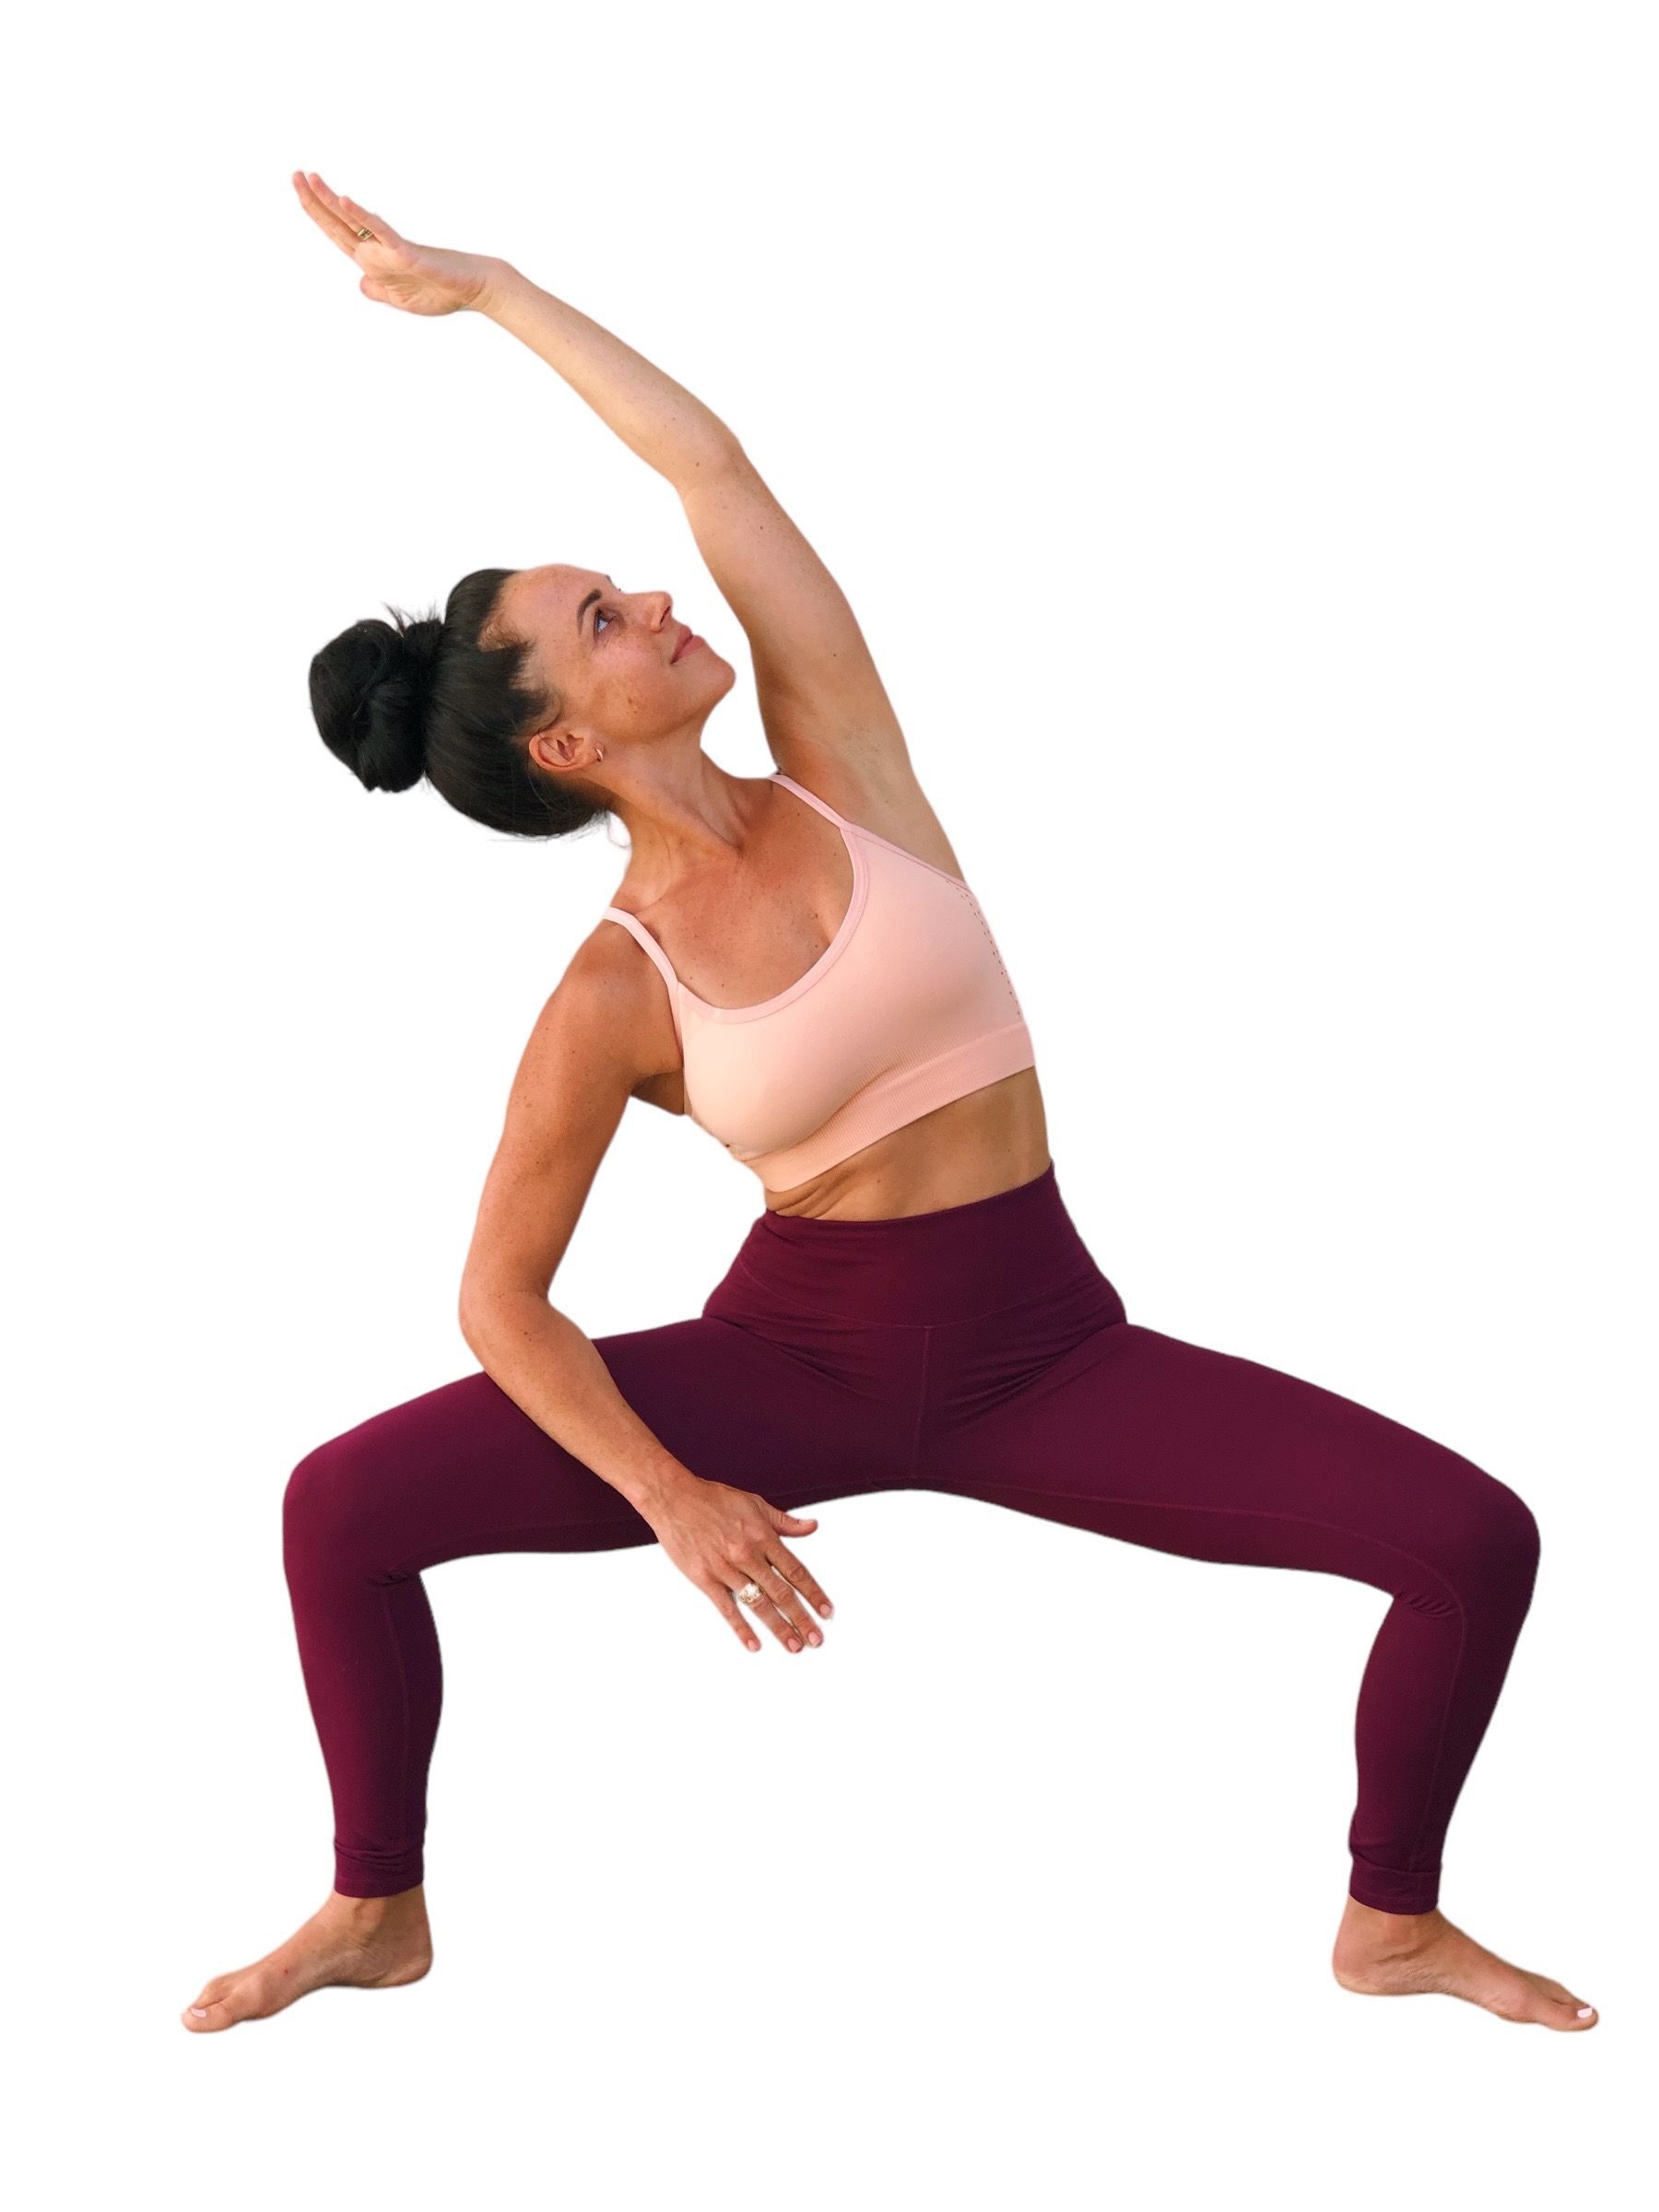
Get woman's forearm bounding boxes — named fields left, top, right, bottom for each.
left=461, top=1289, right=699, bottom=1520
left=478, top=261, right=739, bottom=490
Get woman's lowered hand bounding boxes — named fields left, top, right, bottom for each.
left=646, top=1474, right=834, bottom=1655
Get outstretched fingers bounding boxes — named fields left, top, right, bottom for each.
left=334, top=185, right=402, bottom=248
left=290, top=171, right=401, bottom=258
left=291, top=171, right=362, bottom=257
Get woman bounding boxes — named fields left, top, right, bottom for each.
left=182, top=173, right=1594, bottom=2034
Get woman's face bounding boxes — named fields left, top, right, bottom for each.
left=504, top=563, right=732, bottom=776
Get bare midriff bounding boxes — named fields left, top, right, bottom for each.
left=759, top=1066, right=1051, bottom=1221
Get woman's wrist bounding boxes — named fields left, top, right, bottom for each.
left=474, top=256, right=527, bottom=317
left=627, top=1457, right=704, bottom=1522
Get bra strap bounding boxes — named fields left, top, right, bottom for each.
left=771, top=771, right=852, bottom=830
left=600, top=908, right=684, bottom=1052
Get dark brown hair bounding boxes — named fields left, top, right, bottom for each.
left=309, top=567, right=605, bottom=838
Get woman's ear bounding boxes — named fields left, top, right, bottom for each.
left=530, top=726, right=603, bottom=775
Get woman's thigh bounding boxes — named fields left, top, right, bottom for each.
left=923, top=1319, right=1533, bottom=1598
left=287, top=1309, right=911, bottom=1579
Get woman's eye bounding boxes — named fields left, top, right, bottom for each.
left=594, top=608, right=614, bottom=637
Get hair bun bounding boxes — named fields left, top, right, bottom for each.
left=400, top=616, right=444, bottom=676
left=310, top=606, right=446, bottom=794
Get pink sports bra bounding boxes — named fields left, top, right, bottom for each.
left=600, top=771, right=1036, bottom=1190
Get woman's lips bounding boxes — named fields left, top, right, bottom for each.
left=673, top=632, right=705, bottom=663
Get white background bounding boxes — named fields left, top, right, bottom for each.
left=6, top=0, right=1653, bottom=2201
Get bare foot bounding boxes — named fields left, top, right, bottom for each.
left=182, top=1885, right=432, bottom=2032
left=1332, top=1895, right=1597, bottom=2030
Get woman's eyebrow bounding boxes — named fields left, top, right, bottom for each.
left=576, top=575, right=620, bottom=636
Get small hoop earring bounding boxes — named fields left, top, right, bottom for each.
left=594, top=747, right=606, bottom=762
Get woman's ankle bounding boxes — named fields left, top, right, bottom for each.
left=1341, top=1895, right=1442, bottom=1946
left=329, top=1881, right=426, bottom=1919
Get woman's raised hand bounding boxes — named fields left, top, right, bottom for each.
left=647, top=1475, right=835, bottom=1655
left=290, top=171, right=505, bottom=317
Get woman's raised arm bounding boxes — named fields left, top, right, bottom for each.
left=293, top=171, right=913, bottom=792
left=481, top=264, right=740, bottom=488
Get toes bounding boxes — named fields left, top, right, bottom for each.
left=1531, top=1974, right=1597, bottom=2027
left=181, top=1971, right=263, bottom=2031
left=181, top=1974, right=234, bottom=2028
left=1540, top=1975, right=1594, bottom=2014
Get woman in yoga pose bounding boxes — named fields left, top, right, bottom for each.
left=182, top=173, right=1594, bottom=2032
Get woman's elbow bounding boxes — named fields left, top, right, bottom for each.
left=458, top=1271, right=556, bottom=1357
left=457, top=1274, right=500, bottom=1356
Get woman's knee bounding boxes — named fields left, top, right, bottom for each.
left=1478, top=1466, right=1540, bottom=1571
left=283, top=1427, right=383, bottom=1571
left=1430, top=1461, right=1542, bottom=1609
left=1495, top=1477, right=1542, bottom=1571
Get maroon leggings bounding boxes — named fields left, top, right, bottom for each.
left=284, top=1163, right=1540, bottom=1912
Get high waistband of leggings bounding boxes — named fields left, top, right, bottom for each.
left=725, top=1161, right=1107, bottom=1326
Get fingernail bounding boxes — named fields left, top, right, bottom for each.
left=807, top=1630, right=821, bottom=1646
left=1577, top=2006, right=1595, bottom=2018
left=819, top=1604, right=832, bottom=1618
left=189, top=2006, right=207, bottom=2018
